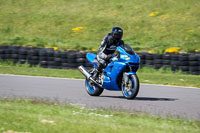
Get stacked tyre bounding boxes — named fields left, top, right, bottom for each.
left=162, top=54, right=171, bottom=69
left=39, top=48, right=50, bottom=68
left=145, top=54, right=154, bottom=68
left=76, top=51, right=86, bottom=68
left=61, top=51, right=69, bottom=69
left=18, top=47, right=29, bottom=64
left=47, top=50, right=55, bottom=69
left=179, top=54, right=189, bottom=74
left=188, top=54, right=199, bottom=75
left=54, top=51, right=62, bottom=69
left=153, top=54, right=163, bottom=69
left=66, top=51, right=78, bottom=68
left=171, top=54, right=179, bottom=71
left=28, top=48, right=40, bottom=66
left=11, top=46, right=21, bottom=63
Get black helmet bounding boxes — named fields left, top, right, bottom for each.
left=111, top=27, right=123, bottom=41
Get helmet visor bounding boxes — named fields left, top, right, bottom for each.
left=113, top=33, right=122, bottom=40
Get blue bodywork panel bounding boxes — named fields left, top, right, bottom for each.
left=86, top=53, right=98, bottom=68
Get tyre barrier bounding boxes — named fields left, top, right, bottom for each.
left=0, top=45, right=200, bottom=75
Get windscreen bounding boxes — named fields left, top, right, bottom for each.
left=123, top=44, right=135, bottom=55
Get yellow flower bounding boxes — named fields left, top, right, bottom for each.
left=52, top=47, right=58, bottom=51
left=72, top=27, right=86, bottom=32
left=165, top=47, right=180, bottom=53
left=160, top=14, right=169, bottom=19
left=91, top=48, right=96, bottom=52
left=195, top=49, right=199, bottom=52
left=149, top=11, right=160, bottom=17
left=148, top=50, right=153, bottom=53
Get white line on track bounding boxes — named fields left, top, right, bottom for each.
left=0, top=74, right=199, bottom=89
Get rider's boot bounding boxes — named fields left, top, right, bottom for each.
left=92, top=63, right=103, bottom=81
left=92, top=69, right=100, bottom=81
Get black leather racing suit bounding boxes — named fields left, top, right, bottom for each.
left=96, top=33, right=124, bottom=72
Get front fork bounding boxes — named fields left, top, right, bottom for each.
left=123, top=72, right=129, bottom=87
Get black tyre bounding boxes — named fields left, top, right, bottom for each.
left=162, top=65, right=171, bottom=69
left=163, top=60, right=171, bottom=65
left=19, top=55, right=27, bottom=59
left=145, top=54, right=153, bottom=60
left=48, top=57, right=55, bottom=61
left=154, top=64, right=162, bottom=69
left=30, top=56, right=39, bottom=60
left=19, top=49, right=28, bottom=55
left=153, top=54, right=162, bottom=59
left=54, top=57, right=62, bottom=62
left=0, top=49, right=5, bottom=54
left=40, top=61, right=48, bottom=65
left=180, top=66, right=189, bottom=71
left=190, top=71, right=199, bottom=75
left=179, top=55, right=188, bottom=61
left=189, top=61, right=199, bottom=66
left=171, top=61, right=180, bottom=66
left=40, top=56, right=48, bottom=61
left=163, top=54, right=171, bottom=60
left=19, top=59, right=26, bottom=64
left=11, top=54, right=19, bottom=59
left=76, top=58, right=86, bottom=63
left=189, top=66, right=199, bottom=72
left=154, top=59, right=162, bottom=64
left=67, top=52, right=77, bottom=59
left=171, top=54, right=179, bottom=60
left=67, top=58, right=76, bottom=63
left=179, top=61, right=189, bottom=66
left=145, top=60, right=154, bottom=65
left=189, top=55, right=198, bottom=61
left=76, top=52, right=86, bottom=58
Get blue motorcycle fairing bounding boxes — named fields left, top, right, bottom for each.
left=102, top=61, right=126, bottom=91
left=86, top=53, right=98, bottom=68
left=117, top=46, right=140, bottom=64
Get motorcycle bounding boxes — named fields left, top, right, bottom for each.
left=78, top=44, right=140, bottom=99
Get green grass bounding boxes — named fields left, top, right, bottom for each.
left=0, top=0, right=200, bottom=53
left=0, top=61, right=200, bottom=88
left=0, top=99, right=199, bottom=133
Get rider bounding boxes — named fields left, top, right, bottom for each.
left=92, top=26, right=124, bottom=80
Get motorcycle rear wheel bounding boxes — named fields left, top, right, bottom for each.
left=121, top=74, right=140, bottom=99
left=85, top=79, right=104, bottom=96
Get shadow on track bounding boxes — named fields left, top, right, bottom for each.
left=100, top=95, right=178, bottom=101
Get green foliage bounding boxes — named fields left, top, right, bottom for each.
left=0, top=0, right=200, bottom=53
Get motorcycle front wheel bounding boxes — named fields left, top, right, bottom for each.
left=85, top=79, right=104, bottom=96
left=121, top=74, right=140, bottom=99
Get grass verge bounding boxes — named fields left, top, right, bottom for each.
left=0, top=62, right=199, bottom=88
left=0, top=0, right=200, bottom=53
left=0, top=99, right=199, bottom=133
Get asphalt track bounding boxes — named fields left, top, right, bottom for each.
left=0, top=74, right=200, bottom=120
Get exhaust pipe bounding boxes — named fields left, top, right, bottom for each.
left=78, top=65, right=91, bottom=79
left=78, top=65, right=102, bottom=88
